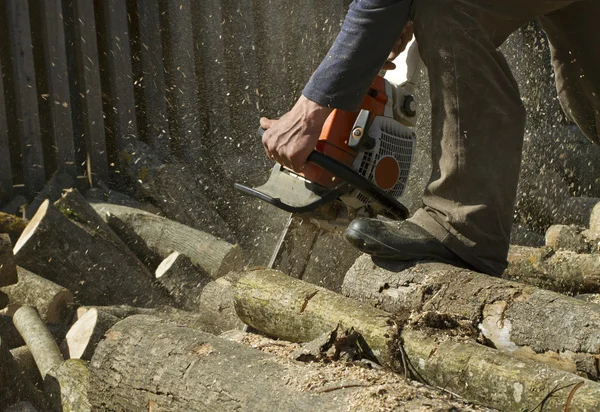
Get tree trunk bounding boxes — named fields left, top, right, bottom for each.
left=91, top=202, right=234, bottom=277
left=1, top=267, right=74, bottom=323
left=13, top=200, right=170, bottom=307
left=12, top=306, right=63, bottom=379
left=155, top=251, right=213, bottom=310
left=505, top=245, right=600, bottom=294
left=10, top=345, right=41, bottom=387
left=54, top=188, right=131, bottom=252
left=233, top=269, right=600, bottom=411
left=89, top=315, right=356, bottom=411
left=25, top=171, right=75, bottom=219
left=234, top=269, right=398, bottom=368
left=44, top=359, right=90, bottom=412
left=0, top=233, right=17, bottom=287
left=60, top=308, right=120, bottom=361
left=343, top=255, right=600, bottom=379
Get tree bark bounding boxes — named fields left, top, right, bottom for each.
left=89, top=315, right=355, bottom=411
left=44, top=359, right=91, bottom=412
left=13, top=200, right=170, bottom=307
left=234, top=269, right=398, bottom=368
left=10, top=345, right=41, bottom=386
left=25, top=171, right=75, bottom=219
left=0, top=233, right=17, bottom=287
left=233, top=269, right=600, bottom=411
left=1, top=267, right=74, bottom=323
left=505, top=245, right=600, bottom=295
left=343, top=255, right=600, bottom=379
left=12, top=306, right=63, bottom=380
left=91, top=202, right=234, bottom=277
left=60, top=308, right=120, bottom=361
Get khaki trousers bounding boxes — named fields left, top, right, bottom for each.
left=407, top=0, right=600, bottom=275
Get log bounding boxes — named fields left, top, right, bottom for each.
left=91, top=202, right=234, bottom=277
left=545, top=224, right=591, bottom=253
left=505, top=245, right=600, bottom=295
left=44, top=359, right=90, bottom=412
left=116, top=135, right=234, bottom=242
left=10, top=346, right=41, bottom=386
left=0, top=212, right=27, bottom=244
left=0, top=233, right=18, bottom=287
left=234, top=269, right=600, bottom=411
left=1, top=195, right=27, bottom=216
left=12, top=306, right=63, bottom=379
left=13, top=200, right=170, bottom=306
left=76, top=296, right=243, bottom=337
left=85, top=186, right=162, bottom=214
left=343, top=256, right=600, bottom=379
left=0, top=314, right=68, bottom=349
left=60, top=308, right=120, bottom=361
left=89, top=315, right=359, bottom=411
left=54, top=188, right=157, bottom=277
left=155, top=251, right=213, bottom=310
left=1, top=267, right=74, bottom=323
left=54, top=188, right=126, bottom=248
left=0, top=337, right=48, bottom=412
left=234, top=269, right=398, bottom=368
left=25, top=171, right=75, bottom=219
left=0, top=314, right=25, bottom=348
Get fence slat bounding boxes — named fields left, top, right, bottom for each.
left=100, top=0, right=138, bottom=149
left=72, top=0, right=108, bottom=184
left=38, top=0, right=77, bottom=177
left=137, top=0, right=170, bottom=159
left=6, top=0, right=45, bottom=198
left=165, top=0, right=201, bottom=162
left=0, top=60, right=13, bottom=204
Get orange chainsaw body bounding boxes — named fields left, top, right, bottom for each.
left=302, top=76, right=388, bottom=188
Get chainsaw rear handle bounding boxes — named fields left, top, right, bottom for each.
left=256, top=127, right=409, bottom=220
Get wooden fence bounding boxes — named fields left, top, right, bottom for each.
left=0, top=0, right=350, bottom=206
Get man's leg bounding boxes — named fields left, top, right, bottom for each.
left=346, top=0, right=583, bottom=275
left=540, top=1, right=600, bottom=144
left=402, top=0, right=533, bottom=275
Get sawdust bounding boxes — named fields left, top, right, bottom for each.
left=224, top=330, right=496, bottom=412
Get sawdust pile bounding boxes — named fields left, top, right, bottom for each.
left=224, top=331, right=496, bottom=412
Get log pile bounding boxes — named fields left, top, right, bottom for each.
left=2, top=184, right=600, bottom=411
left=505, top=199, right=600, bottom=294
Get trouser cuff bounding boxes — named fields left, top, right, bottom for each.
left=409, top=208, right=505, bottom=276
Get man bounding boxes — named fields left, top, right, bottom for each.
left=261, top=0, right=600, bottom=276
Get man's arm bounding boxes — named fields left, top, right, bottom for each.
left=262, top=0, right=412, bottom=171
left=303, top=0, right=412, bottom=111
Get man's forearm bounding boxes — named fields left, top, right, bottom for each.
left=302, top=0, right=412, bottom=112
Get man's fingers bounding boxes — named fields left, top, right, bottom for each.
left=260, top=117, right=275, bottom=130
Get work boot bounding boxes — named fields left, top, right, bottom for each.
left=344, top=218, right=470, bottom=268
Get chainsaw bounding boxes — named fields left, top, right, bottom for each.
left=234, top=41, right=423, bottom=269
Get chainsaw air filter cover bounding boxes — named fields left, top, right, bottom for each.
left=340, top=115, right=416, bottom=210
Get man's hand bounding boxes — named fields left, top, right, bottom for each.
left=382, top=22, right=414, bottom=71
left=260, top=95, right=333, bottom=172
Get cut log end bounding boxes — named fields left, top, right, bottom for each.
left=13, top=200, right=48, bottom=256
left=62, top=308, right=120, bottom=361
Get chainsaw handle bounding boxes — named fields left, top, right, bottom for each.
left=257, top=127, right=408, bottom=220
